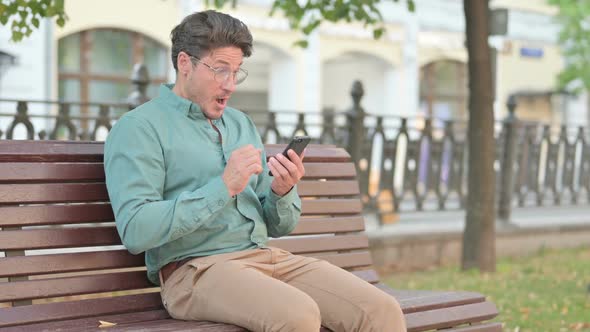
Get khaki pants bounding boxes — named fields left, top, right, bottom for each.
left=160, top=247, right=406, bottom=332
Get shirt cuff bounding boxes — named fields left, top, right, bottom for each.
left=268, top=184, right=301, bottom=210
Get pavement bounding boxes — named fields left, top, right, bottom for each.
left=364, top=204, right=590, bottom=272
left=364, top=204, right=590, bottom=238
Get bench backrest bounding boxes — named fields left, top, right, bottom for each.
left=0, top=140, right=377, bottom=310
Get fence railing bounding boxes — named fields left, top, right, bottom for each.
left=2, top=80, right=589, bottom=225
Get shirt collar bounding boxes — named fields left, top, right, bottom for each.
left=158, top=84, right=210, bottom=121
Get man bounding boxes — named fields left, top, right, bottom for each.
left=105, top=10, right=406, bottom=332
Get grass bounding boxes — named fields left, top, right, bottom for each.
left=384, top=246, right=590, bottom=332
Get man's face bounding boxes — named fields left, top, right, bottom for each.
left=183, top=47, right=244, bottom=120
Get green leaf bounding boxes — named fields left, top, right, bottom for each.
left=12, top=31, right=23, bottom=42
left=293, top=40, right=309, bottom=48
left=46, top=6, right=56, bottom=16
left=407, top=0, right=416, bottom=12
left=373, top=27, right=385, bottom=39
left=8, top=1, right=19, bottom=13
left=302, top=19, right=321, bottom=35
left=32, top=17, right=40, bottom=28
left=56, top=16, right=65, bottom=27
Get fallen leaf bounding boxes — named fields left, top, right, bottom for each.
left=98, top=320, right=117, bottom=328
left=519, top=307, right=531, bottom=314
left=569, top=322, right=590, bottom=331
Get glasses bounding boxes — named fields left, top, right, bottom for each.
left=188, top=55, right=248, bottom=85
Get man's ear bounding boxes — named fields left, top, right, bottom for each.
left=177, top=52, right=192, bottom=75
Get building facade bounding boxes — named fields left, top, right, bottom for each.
left=0, top=0, right=582, bottom=134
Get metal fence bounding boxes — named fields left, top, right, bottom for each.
left=2, top=79, right=590, bottom=224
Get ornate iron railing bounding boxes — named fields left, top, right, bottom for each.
left=2, top=81, right=589, bottom=225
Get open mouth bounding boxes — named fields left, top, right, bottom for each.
left=216, top=97, right=228, bottom=108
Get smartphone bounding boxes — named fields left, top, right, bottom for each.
left=269, top=136, right=311, bottom=176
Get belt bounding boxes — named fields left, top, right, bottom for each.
left=160, top=257, right=193, bottom=285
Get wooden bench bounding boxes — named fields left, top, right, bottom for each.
left=0, top=140, right=500, bottom=331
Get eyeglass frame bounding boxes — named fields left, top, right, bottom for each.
left=185, top=52, right=248, bottom=85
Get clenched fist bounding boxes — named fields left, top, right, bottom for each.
left=223, top=145, right=263, bottom=197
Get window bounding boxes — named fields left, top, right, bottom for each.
left=419, top=60, right=467, bottom=120
left=58, top=29, right=168, bottom=116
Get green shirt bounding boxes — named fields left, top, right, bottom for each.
left=104, top=84, right=302, bottom=285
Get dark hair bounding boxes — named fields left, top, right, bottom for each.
left=170, top=10, right=253, bottom=71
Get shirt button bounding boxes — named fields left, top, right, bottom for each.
left=218, top=200, right=224, bottom=207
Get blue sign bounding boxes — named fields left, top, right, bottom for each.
left=520, top=47, right=544, bottom=58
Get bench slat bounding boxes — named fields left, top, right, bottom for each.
left=0, top=141, right=349, bottom=163
left=269, top=234, right=369, bottom=254
left=0, top=203, right=114, bottom=227
left=351, top=269, right=379, bottom=284
left=4, top=312, right=503, bottom=332
left=4, top=314, right=246, bottom=332
left=0, top=271, right=154, bottom=302
left=0, top=293, right=163, bottom=328
left=444, top=322, right=503, bottom=332
left=0, top=163, right=105, bottom=183
left=0, top=250, right=143, bottom=278
left=376, top=286, right=487, bottom=313
left=0, top=251, right=372, bottom=278
left=300, top=162, right=356, bottom=179
left=102, top=318, right=247, bottom=332
left=0, top=183, right=109, bottom=204
left=298, top=180, right=359, bottom=196
left=0, top=310, right=172, bottom=332
left=0, top=162, right=355, bottom=182
left=301, top=199, right=362, bottom=215
left=405, top=301, right=499, bottom=332
left=0, top=227, right=120, bottom=250
left=311, top=251, right=373, bottom=270
left=0, top=141, right=104, bottom=162
left=0, top=180, right=356, bottom=204
left=117, top=312, right=513, bottom=332
left=0, top=202, right=362, bottom=227
left=0, top=227, right=368, bottom=252
left=293, top=216, right=365, bottom=234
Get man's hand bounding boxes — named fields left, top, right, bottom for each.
left=223, top=145, right=263, bottom=197
left=268, top=149, right=305, bottom=196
